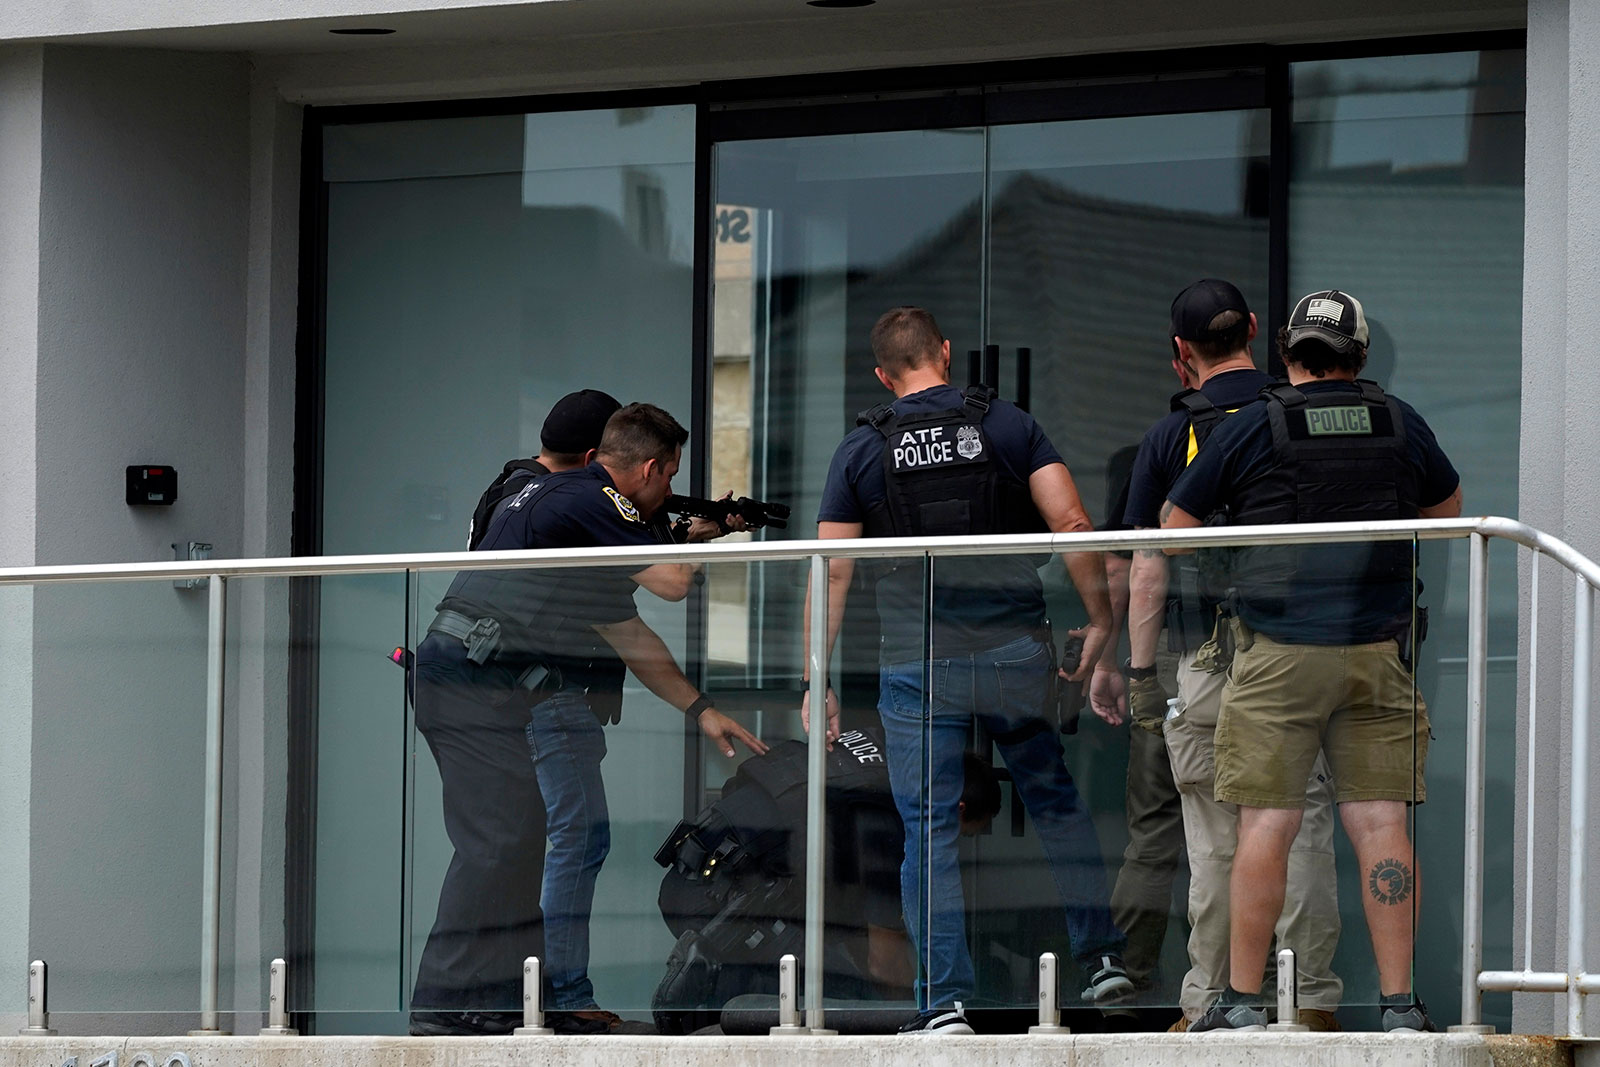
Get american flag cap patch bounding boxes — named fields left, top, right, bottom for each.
left=1307, top=297, right=1345, bottom=321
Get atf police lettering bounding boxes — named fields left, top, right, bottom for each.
left=1305, top=405, right=1373, bottom=437
left=893, top=425, right=955, bottom=470
left=836, top=730, right=885, bottom=764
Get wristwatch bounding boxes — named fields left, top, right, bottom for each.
left=1123, top=661, right=1158, bottom=681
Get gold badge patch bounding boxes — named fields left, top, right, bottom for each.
left=603, top=486, right=643, bottom=524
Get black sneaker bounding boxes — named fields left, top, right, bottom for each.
left=1079, top=954, right=1136, bottom=1003
left=1190, top=1000, right=1269, bottom=1032
left=1380, top=995, right=1438, bottom=1033
left=408, top=1010, right=519, bottom=1036
left=548, top=1009, right=615, bottom=1035
left=898, top=1002, right=974, bottom=1035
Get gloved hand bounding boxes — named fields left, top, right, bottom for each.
left=1127, top=672, right=1171, bottom=733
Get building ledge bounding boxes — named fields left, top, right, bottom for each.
left=0, top=1032, right=1577, bottom=1067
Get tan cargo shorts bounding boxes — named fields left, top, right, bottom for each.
left=1212, top=630, right=1429, bottom=809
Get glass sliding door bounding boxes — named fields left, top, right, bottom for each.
left=709, top=104, right=1271, bottom=1022
left=317, top=104, right=697, bottom=1028
left=709, top=129, right=987, bottom=706
left=1288, top=48, right=1526, bottom=1030
left=978, top=108, right=1270, bottom=1015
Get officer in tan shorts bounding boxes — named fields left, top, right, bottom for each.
left=1162, top=290, right=1462, bottom=1033
left=1097, top=279, right=1342, bottom=1028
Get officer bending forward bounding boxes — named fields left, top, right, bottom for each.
left=410, top=402, right=765, bottom=1036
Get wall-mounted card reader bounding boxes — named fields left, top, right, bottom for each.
left=127, top=465, right=177, bottom=506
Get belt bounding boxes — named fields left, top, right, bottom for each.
left=428, top=609, right=563, bottom=702
left=428, top=609, right=502, bottom=664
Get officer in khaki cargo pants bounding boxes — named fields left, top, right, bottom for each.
left=1102, top=280, right=1343, bottom=1029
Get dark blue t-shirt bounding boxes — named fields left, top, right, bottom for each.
left=1167, top=380, right=1460, bottom=643
left=440, top=462, right=662, bottom=678
left=1123, top=367, right=1277, bottom=527
left=818, top=384, right=1063, bottom=660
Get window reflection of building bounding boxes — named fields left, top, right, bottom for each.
left=710, top=204, right=757, bottom=671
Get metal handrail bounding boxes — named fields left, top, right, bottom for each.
left=6, top=514, right=1596, bottom=1037
left=0, top=516, right=1486, bottom=585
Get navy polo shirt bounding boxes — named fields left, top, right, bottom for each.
left=440, top=462, right=663, bottom=678
left=1123, top=367, right=1277, bottom=528
left=1168, top=380, right=1460, bottom=642
left=818, top=384, right=1063, bottom=660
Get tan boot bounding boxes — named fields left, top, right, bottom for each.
left=1166, top=1015, right=1191, bottom=1033
left=1298, top=1009, right=1341, bottom=1032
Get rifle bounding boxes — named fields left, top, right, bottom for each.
left=665, top=494, right=790, bottom=541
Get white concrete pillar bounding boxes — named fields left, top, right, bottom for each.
left=1517, top=0, right=1600, bottom=1036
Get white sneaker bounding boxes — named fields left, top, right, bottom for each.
left=898, top=1001, right=974, bottom=1035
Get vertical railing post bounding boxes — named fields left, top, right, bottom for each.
left=513, top=956, right=552, bottom=1035
left=191, top=574, right=229, bottom=1036
left=1267, top=948, right=1307, bottom=1031
left=258, top=958, right=297, bottom=1036
left=803, top=554, right=832, bottom=1034
left=1452, top=533, right=1494, bottom=1033
left=1524, top=551, right=1541, bottom=975
left=769, top=954, right=805, bottom=1033
left=1028, top=952, right=1070, bottom=1034
left=19, top=960, right=56, bottom=1036
left=1568, top=577, right=1592, bottom=1038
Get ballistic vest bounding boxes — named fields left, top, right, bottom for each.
left=1227, top=380, right=1419, bottom=638
left=858, top=386, right=1042, bottom=539
left=467, top=457, right=548, bottom=550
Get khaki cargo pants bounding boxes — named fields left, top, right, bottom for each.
left=1162, top=650, right=1343, bottom=1019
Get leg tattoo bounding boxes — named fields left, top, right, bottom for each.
left=1368, top=858, right=1414, bottom=906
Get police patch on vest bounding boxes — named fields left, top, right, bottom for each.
left=1305, top=406, right=1373, bottom=436
left=506, top=480, right=543, bottom=510
left=890, top=422, right=986, bottom=471
left=603, top=486, right=643, bottom=523
left=956, top=424, right=983, bottom=459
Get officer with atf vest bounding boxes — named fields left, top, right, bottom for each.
left=1098, top=280, right=1342, bottom=1029
left=802, top=306, right=1132, bottom=1036
left=1162, top=291, right=1462, bottom=1034
left=409, top=402, right=766, bottom=1037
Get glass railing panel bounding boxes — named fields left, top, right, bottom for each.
left=0, top=580, right=31, bottom=1022
left=297, top=570, right=416, bottom=1033
left=400, top=551, right=938, bottom=1036
left=404, top=553, right=839, bottom=1034
left=914, top=534, right=1426, bottom=1031
left=922, top=543, right=1127, bottom=1031
left=25, top=577, right=214, bottom=1030
left=1406, top=535, right=1519, bottom=1031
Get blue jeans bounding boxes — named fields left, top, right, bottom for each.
left=526, top=689, right=610, bottom=1011
left=878, top=633, right=1125, bottom=1009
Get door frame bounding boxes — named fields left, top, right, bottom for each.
left=287, top=28, right=1525, bottom=1029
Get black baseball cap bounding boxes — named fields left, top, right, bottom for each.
left=1285, top=290, right=1369, bottom=355
left=540, top=389, right=622, bottom=454
left=1170, top=279, right=1251, bottom=342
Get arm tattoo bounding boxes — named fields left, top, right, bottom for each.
left=1368, top=858, right=1415, bottom=906
left=1159, top=500, right=1175, bottom=524
left=1136, top=547, right=1164, bottom=559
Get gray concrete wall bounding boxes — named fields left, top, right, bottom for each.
left=0, top=44, right=43, bottom=1028
left=1515, top=0, right=1600, bottom=1036
left=26, top=45, right=257, bottom=1025
left=227, top=73, right=302, bottom=1026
